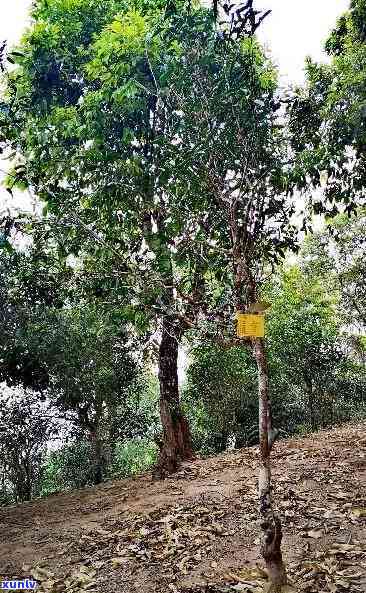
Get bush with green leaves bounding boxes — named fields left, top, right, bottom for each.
left=40, top=440, right=96, bottom=495
left=184, top=344, right=258, bottom=455
left=110, top=439, right=158, bottom=479
left=40, top=435, right=158, bottom=494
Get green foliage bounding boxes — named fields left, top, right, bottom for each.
left=186, top=261, right=366, bottom=454
left=39, top=377, right=160, bottom=494
left=184, top=344, right=258, bottom=453
left=163, top=23, right=298, bottom=268
left=110, top=438, right=158, bottom=478
left=0, top=489, right=14, bottom=507
left=0, top=0, right=299, bottom=335
left=0, top=245, right=70, bottom=390
left=32, top=305, right=141, bottom=410
left=0, top=388, right=57, bottom=502
left=0, top=235, right=150, bottom=486
left=267, top=262, right=365, bottom=429
left=40, top=436, right=158, bottom=494
left=302, top=209, right=366, bottom=330
left=290, top=0, right=366, bottom=217
left=40, top=440, right=96, bottom=495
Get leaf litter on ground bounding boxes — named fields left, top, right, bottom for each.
left=3, top=423, right=366, bottom=593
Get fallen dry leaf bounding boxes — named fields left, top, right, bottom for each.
left=350, top=507, right=366, bottom=518
left=307, top=530, right=324, bottom=539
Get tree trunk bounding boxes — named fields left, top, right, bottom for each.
left=89, top=429, right=105, bottom=485
left=154, top=316, right=193, bottom=478
left=143, top=206, right=194, bottom=479
left=305, top=377, right=316, bottom=431
left=253, top=338, right=287, bottom=589
left=16, top=476, right=32, bottom=502
left=12, top=453, right=33, bottom=503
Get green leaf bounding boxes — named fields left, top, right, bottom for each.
left=110, top=20, right=123, bottom=34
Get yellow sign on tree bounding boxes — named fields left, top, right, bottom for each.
left=236, top=313, right=265, bottom=338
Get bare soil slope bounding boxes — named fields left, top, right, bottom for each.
left=1, top=423, right=366, bottom=593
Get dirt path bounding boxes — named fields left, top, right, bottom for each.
left=1, top=423, right=366, bottom=592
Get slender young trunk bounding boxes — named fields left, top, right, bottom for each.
left=154, top=316, right=193, bottom=478
left=253, top=338, right=287, bottom=589
left=232, top=246, right=287, bottom=587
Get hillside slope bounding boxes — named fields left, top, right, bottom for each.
left=1, top=423, right=366, bottom=593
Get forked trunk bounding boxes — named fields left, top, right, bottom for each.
left=253, top=338, right=287, bottom=589
left=154, top=316, right=193, bottom=478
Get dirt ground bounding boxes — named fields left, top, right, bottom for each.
left=1, top=423, right=366, bottom=593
